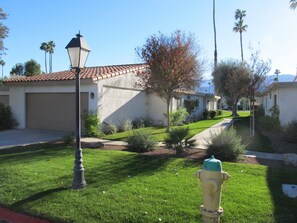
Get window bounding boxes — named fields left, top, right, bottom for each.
left=274, top=95, right=277, bottom=107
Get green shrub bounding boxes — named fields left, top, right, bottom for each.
left=83, top=111, right=101, bottom=137
left=164, top=106, right=189, bottom=126
left=206, top=127, right=246, bottom=162
left=63, top=133, right=74, bottom=145
left=254, top=105, right=265, bottom=119
left=132, top=118, right=152, bottom=129
left=283, top=120, right=297, bottom=142
left=164, top=127, right=197, bottom=155
left=202, top=109, right=209, bottom=120
left=210, top=110, right=216, bottom=119
left=0, top=103, right=17, bottom=130
left=126, top=130, right=157, bottom=152
left=102, top=122, right=118, bottom=135
left=216, top=110, right=222, bottom=116
left=132, top=118, right=145, bottom=129
left=259, top=105, right=280, bottom=131
left=184, top=99, right=199, bottom=114
left=143, top=118, right=153, bottom=127
left=119, top=119, right=133, bottom=132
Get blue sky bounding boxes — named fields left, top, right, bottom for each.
left=1, top=0, right=297, bottom=79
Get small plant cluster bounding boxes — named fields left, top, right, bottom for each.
left=63, top=133, right=75, bottom=145
left=216, top=109, right=222, bottom=116
left=132, top=118, right=152, bottom=129
left=164, top=127, right=196, bottom=155
left=83, top=111, right=101, bottom=137
left=102, top=118, right=153, bottom=135
left=0, top=103, right=17, bottom=130
left=126, top=130, right=157, bottom=152
left=164, top=106, right=189, bottom=126
left=203, top=109, right=222, bottom=120
left=206, top=127, right=246, bottom=161
left=118, top=119, right=133, bottom=132
left=102, top=122, right=118, bottom=135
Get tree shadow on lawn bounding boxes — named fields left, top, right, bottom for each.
left=266, top=165, right=297, bottom=222
left=85, top=152, right=174, bottom=190
left=11, top=187, right=68, bottom=208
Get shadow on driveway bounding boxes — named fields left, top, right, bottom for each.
left=0, top=129, right=70, bottom=149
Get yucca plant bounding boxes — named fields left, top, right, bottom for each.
left=164, top=127, right=196, bottom=155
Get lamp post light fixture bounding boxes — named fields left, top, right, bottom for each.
left=65, top=32, right=90, bottom=189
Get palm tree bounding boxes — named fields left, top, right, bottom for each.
left=47, top=41, right=55, bottom=73
left=233, top=9, right=248, bottom=62
left=290, top=0, right=297, bottom=10
left=213, top=0, right=218, bottom=69
left=40, top=42, right=49, bottom=73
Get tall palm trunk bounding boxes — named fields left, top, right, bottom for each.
left=49, top=53, right=52, bottom=73
left=213, top=0, right=218, bottom=69
left=240, top=31, right=244, bottom=62
left=44, top=51, right=48, bottom=73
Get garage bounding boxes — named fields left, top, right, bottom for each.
left=26, top=93, right=89, bottom=132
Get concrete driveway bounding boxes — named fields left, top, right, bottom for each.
left=0, top=129, right=69, bottom=149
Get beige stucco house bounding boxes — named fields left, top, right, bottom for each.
left=0, top=64, right=218, bottom=131
left=260, top=80, right=297, bottom=126
left=2, top=64, right=214, bottom=132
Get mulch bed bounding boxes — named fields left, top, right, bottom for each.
left=96, top=145, right=288, bottom=168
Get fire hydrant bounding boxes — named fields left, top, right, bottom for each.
left=196, top=155, right=230, bottom=223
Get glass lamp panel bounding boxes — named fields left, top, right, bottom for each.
left=67, top=47, right=80, bottom=68
left=79, top=49, right=90, bottom=68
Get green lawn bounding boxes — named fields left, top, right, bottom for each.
left=0, top=144, right=296, bottom=223
left=102, top=111, right=248, bottom=141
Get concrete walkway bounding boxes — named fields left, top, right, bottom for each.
left=191, top=118, right=233, bottom=149
left=0, top=129, right=69, bottom=150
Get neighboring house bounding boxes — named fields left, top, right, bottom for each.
left=195, top=80, right=220, bottom=112
left=260, top=80, right=297, bottom=126
left=3, top=64, right=195, bottom=132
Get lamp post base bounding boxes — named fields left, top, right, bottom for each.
left=72, top=169, right=86, bottom=189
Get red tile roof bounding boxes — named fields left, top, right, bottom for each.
left=5, top=64, right=147, bottom=83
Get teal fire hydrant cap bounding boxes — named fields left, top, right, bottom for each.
left=203, top=155, right=222, bottom=171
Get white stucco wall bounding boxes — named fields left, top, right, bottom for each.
left=7, top=82, right=98, bottom=128
left=97, top=72, right=149, bottom=125
left=278, top=87, right=297, bottom=125
left=148, top=94, right=167, bottom=125
left=262, top=85, right=297, bottom=126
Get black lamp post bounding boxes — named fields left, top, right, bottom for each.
left=65, top=32, right=90, bottom=189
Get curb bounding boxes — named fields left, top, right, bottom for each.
left=0, top=207, right=50, bottom=223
